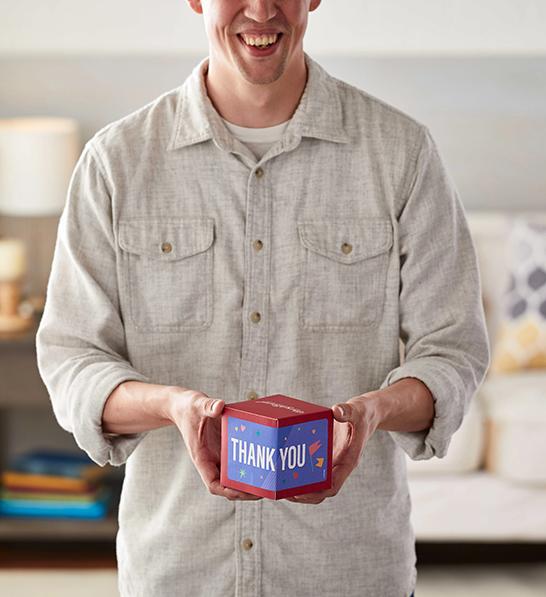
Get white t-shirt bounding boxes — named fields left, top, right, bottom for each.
left=222, top=117, right=291, bottom=160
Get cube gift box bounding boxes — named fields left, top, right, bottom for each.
left=220, top=394, right=333, bottom=500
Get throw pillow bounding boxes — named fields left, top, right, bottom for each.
left=490, top=217, right=546, bottom=373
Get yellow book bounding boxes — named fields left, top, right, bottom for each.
left=2, top=471, right=99, bottom=493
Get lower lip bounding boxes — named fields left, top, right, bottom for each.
left=237, top=33, right=283, bottom=57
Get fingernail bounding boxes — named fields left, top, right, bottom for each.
left=337, top=405, right=347, bottom=418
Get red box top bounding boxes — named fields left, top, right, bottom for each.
left=223, top=394, right=331, bottom=427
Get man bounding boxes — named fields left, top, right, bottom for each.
left=36, top=1, right=490, bottom=595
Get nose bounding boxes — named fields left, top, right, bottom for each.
left=244, top=0, right=278, bottom=23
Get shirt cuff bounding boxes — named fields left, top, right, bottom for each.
left=378, top=357, right=467, bottom=461
left=70, top=367, right=152, bottom=467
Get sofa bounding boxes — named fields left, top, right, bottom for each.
left=406, top=209, right=546, bottom=543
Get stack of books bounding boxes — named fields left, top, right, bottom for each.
left=0, top=449, right=113, bottom=519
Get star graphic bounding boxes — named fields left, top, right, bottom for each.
left=239, top=469, right=246, bottom=478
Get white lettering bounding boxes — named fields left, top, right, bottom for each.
left=280, top=444, right=306, bottom=470
left=231, top=438, right=276, bottom=471
left=247, top=442, right=256, bottom=467
left=230, top=437, right=239, bottom=462
left=231, top=439, right=306, bottom=472
left=256, top=444, right=266, bottom=469
left=266, top=446, right=276, bottom=472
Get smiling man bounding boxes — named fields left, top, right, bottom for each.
left=36, top=1, right=490, bottom=596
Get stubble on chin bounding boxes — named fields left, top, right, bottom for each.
left=232, top=39, right=289, bottom=86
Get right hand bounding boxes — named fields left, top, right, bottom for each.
left=167, top=389, right=263, bottom=501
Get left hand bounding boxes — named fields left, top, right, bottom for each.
left=284, top=394, right=381, bottom=505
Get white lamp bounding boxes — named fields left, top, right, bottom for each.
left=0, top=117, right=81, bottom=333
left=0, top=117, right=80, bottom=216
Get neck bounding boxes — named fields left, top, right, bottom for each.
left=204, top=53, right=308, bottom=128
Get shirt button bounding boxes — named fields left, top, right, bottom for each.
left=250, top=311, right=261, bottom=323
left=255, top=167, right=264, bottom=178
left=341, top=242, right=353, bottom=254
left=247, top=390, right=258, bottom=400
left=242, top=538, right=254, bottom=550
left=161, top=242, right=173, bottom=254
left=253, top=239, right=263, bottom=251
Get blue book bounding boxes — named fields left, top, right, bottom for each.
left=7, top=449, right=105, bottom=480
left=0, top=487, right=112, bottom=519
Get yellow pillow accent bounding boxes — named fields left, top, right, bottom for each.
left=491, top=313, right=546, bottom=373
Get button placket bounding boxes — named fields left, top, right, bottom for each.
left=236, top=164, right=270, bottom=597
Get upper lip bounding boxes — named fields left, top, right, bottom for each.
left=238, top=30, right=283, bottom=36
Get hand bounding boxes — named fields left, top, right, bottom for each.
left=168, top=389, right=263, bottom=501
left=284, top=395, right=380, bottom=505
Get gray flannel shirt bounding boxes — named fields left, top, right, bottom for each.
left=36, top=52, right=490, bottom=597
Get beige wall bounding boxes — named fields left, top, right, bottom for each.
left=1, top=0, right=546, bottom=55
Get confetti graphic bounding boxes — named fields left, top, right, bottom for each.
left=308, top=440, right=321, bottom=456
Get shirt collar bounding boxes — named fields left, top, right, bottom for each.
left=167, top=51, right=350, bottom=154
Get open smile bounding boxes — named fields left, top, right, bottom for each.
left=237, top=33, right=284, bottom=57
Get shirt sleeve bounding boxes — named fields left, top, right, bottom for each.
left=378, top=125, right=491, bottom=461
left=36, top=140, right=152, bottom=467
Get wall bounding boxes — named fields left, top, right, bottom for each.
left=2, top=0, right=546, bottom=55
left=1, top=54, right=545, bottom=212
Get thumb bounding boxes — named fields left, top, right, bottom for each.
left=199, top=396, right=224, bottom=418
left=333, top=403, right=352, bottom=422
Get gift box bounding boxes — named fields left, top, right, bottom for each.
left=220, top=394, right=333, bottom=499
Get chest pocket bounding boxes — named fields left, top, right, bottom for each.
left=297, top=218, right=393, bottom=330
left=118, top=218, right=215, bottom=332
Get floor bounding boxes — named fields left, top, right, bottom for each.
left=0, top=565, right=545, bottom=596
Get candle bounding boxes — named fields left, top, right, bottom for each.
left=0, top=238, right=27, bottom=281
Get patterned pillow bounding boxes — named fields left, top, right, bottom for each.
left=490, top=217, right=546, bottom=373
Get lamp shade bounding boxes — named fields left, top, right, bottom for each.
left=0, top=117, right=81, bottom=216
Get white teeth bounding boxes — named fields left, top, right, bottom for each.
left=241, top=33, right=279, bottom=47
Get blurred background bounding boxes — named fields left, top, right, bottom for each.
left=0, top=1, right=545, bottom=595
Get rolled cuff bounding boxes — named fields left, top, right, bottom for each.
left=379, top=357, right=467, bottom=461
left=71, top=367, right=152, bottom=467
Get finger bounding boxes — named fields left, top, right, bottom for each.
left=208, top=478, right=263, bottom=500
left=195, top=454, right=261, bottom=500
left=287, top=458, right=356, bottom=504
left=332, top=402, right=354, bottom=423
left=331, top=428, right=353, bottom=467
left=286, top=493, right=326, bottom=504
left=328, top=461, right=355, bottom=494
left=195, top=395, right=225, bottom=418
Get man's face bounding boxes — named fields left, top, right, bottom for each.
left=191, top=0, right=321, bottom=85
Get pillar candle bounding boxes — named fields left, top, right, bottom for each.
left=0, top=238, right=27, bottom=281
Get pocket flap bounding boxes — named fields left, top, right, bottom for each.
left=297, top=218, right=393, bottom=264
left=118, top=217, right=215, bottom=261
